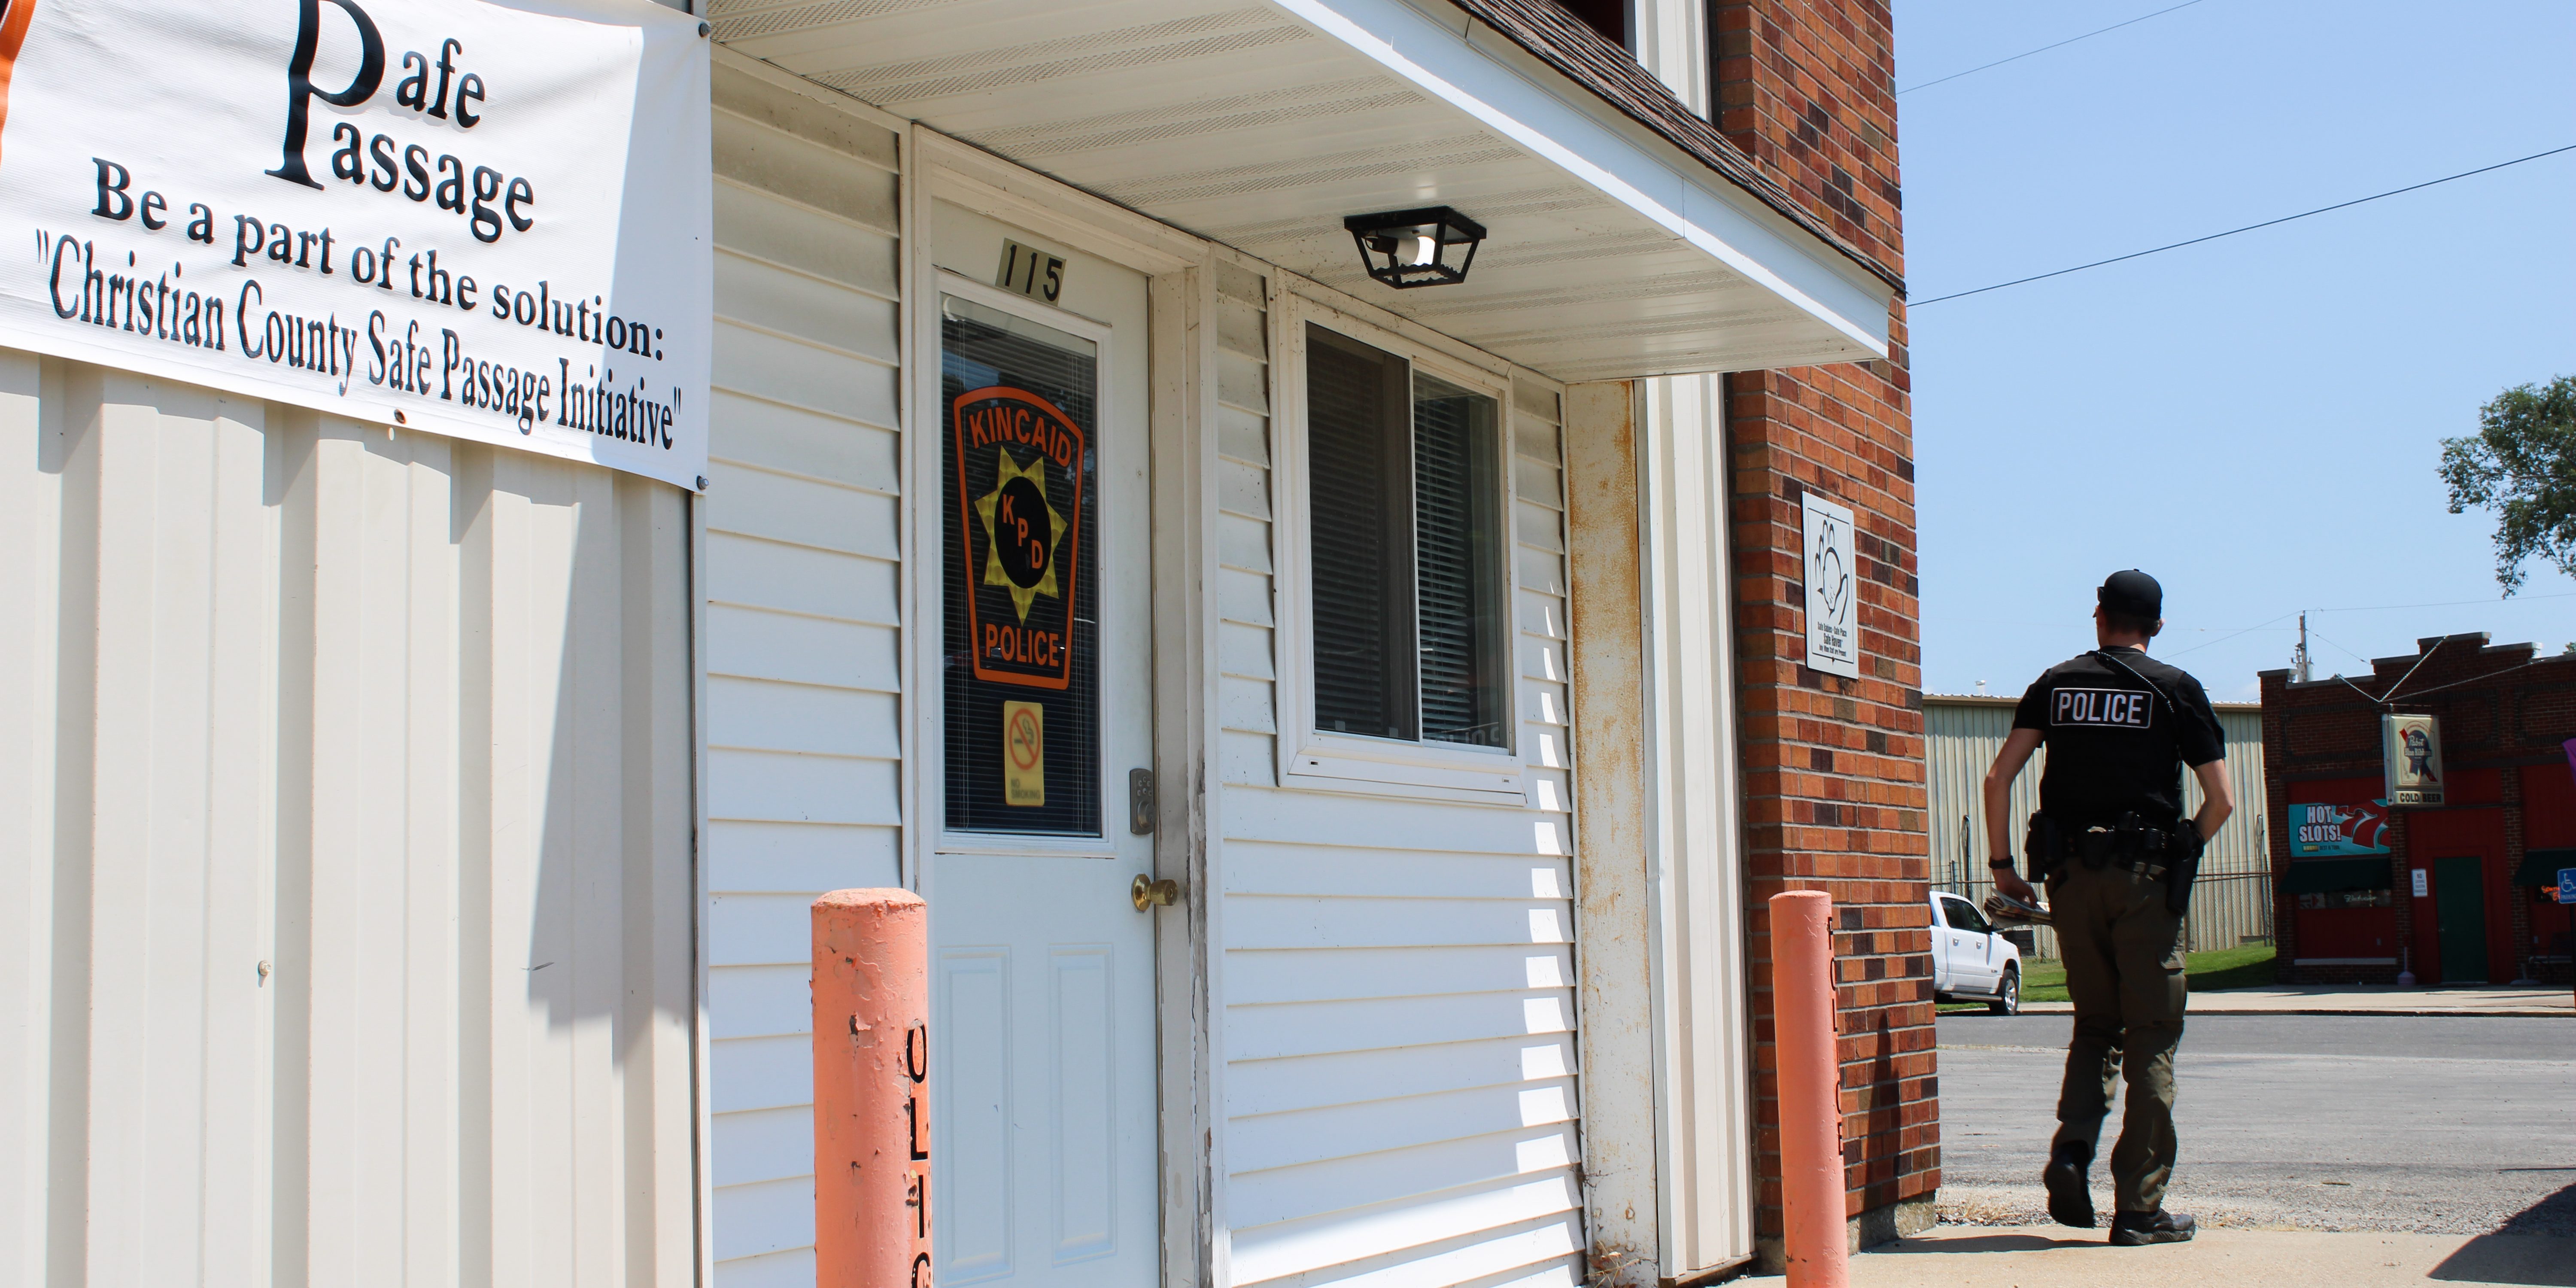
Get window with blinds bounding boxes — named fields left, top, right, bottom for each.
left=1304, top=323, right=1510, bottom=751
left=1411, top=371, right=1508, bottom=747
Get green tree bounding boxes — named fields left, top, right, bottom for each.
left=2441, top=375, right=2576, bottom=592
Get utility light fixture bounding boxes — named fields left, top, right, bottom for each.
left=1344, top=207, right=1486, bottom=289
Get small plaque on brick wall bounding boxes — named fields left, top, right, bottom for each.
left=1801, top=492, right=1862, bottom=679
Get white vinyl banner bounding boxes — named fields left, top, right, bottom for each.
left=0, top=0, right=711, bottom=490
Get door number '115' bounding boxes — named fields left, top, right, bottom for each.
left=996, top=238, right=1066, bottom=304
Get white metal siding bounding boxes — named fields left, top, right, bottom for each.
left=1220, top=365, right=1583, bottom=1288
left=2181, top=710, right=2274, bottom=951
left=1926, top=699, right=2272, bottom=955
left=0, top=354, right=696, bottom=1288
left=702, top=66, right=906, bottom=1286
left=1924, top=700, right=2035, bottom=891
left=1215, top=263, right=1278, bottom=787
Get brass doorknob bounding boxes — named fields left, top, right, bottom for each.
left=1131, top=875, right=1179, bottom=911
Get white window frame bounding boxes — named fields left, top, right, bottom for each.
left=1270, top=288, right=1528, bottom=804
left=924, top=267, right=1131, bottom=859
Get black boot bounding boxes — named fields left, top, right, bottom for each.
left=2109, top=1209, right=2196, bottom=1246
left=2041, top=1141, right=2094, bottom=1228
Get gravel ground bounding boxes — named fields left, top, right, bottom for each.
left=1933, top=1014, right=2576, bottom=1236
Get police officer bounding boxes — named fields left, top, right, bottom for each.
left=1983, top=570, right=2234, bottom=1246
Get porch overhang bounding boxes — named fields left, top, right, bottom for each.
left=714, top=0, right=1899, bottom=383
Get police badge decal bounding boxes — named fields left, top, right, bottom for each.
left=954, top=384, right=1086, bottom=690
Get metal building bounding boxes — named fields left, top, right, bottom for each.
left=1925, top=695, right=2272, bottom=957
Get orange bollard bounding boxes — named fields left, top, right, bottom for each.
left=813, top=889, right=931, bottom=1288
left=1770, top=890, right=1849, bottom=1288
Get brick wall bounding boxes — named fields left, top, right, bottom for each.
left=1711, top=0, right=1936, bottom=1241
left=1713, top=0, right=1902, bottom=275
left=2261, top=634, right=2576, bottom=986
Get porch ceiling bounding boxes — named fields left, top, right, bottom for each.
left=712, top=0, right=1896, bottom=383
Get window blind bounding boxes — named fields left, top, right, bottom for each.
left=1305, top=325, right=1416, bottom=741
left=1413, top=373, right=1507, bottom=747
left=1303, top=324, right=1507, bottom=753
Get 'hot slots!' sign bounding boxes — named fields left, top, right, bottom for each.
left=0, top=0, right=710, bottom=491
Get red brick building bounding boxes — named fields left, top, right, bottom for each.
left=1713, top=0, right=1935, bottom=1252
left=1542, top=0, right=1932, bottom=1267
left=2262, top=634, right=2576, bottom=986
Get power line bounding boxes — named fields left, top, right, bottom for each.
left=2309, top=589, right=2576, bottom=614
left=1897, top=0, right=2211, bottom=95
left=1910, top=143, right=2576, bottom=307
left=2372, top=657, right=2547, bottom=704
left=2157, top=591, right=2576, bottom=659
left=2302, top=626, right=2378, bottom=668
left=2311, top=650, right=2544, bottom=707
left=2164, top=611, right=2296, bottom=658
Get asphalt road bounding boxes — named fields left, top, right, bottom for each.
left=1934, top=1014, right=2576, bottom=1236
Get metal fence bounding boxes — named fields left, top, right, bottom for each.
left=1926, top=696, right=2275, bottom=959
left=1932, top=867, right=2275, bottom=960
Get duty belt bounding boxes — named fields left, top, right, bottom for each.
left=2026, top=807, right=2201, bottom=917
left=2091, top=845, right=2168, bottom=882
left=2061, top=814, right=2177, bottom=879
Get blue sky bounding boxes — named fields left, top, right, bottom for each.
left=1896, top=0, right=2576, bottom=701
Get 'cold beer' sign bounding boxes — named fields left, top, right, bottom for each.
left=0, top=0, right=710, bottom=490
left=2382, top=713, right=2443, bottom=808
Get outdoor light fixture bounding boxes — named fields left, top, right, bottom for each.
left=1344, top=206, right=1486, bottom=289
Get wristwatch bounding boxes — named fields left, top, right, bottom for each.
left=1987, top=858, right=2017, bottom=870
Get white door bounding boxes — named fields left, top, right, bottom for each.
left=922, top=203, right=1160, bottom=1288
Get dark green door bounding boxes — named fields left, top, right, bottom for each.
left=2433, top=856, right=2488, bottom=984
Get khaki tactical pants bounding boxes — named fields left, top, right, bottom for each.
left=2046, top=859, right=2187, bottom=1214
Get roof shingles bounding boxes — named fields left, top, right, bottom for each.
left=1441, top=0, right=1904, bottom=295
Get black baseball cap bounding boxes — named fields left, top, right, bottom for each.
left=2099, top=569, right=2163, bottom=619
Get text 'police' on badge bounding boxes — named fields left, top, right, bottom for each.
left=2052, top=687, right=2153, bottom=728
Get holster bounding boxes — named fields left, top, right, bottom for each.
left=2023, top=813, right=2060, bottom=882
left=2166, top=826, right=2204, bottom=916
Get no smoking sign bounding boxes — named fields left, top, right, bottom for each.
left=1003, top=700, right=1045, bottom=807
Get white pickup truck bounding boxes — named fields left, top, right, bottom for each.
left=1931, top=891, right=2022, bottom=1014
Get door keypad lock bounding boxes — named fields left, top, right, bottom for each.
left=1131, top=875, right=1179, bottom=911
left=1129, top=768, right=1155, bottom=835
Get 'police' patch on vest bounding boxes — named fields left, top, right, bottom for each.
left=2053, top=687, right=2154, bottom=728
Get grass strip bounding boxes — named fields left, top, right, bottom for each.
left=1937, top=945, right=2277, bottom=1012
